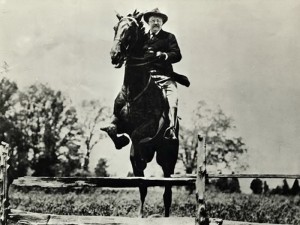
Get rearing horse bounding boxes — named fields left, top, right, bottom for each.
left=103, top=11, right=179, bottom=217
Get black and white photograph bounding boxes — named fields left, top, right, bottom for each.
left=0, top=0, right=299, bottom=224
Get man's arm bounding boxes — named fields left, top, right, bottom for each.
left=165, top=33, right=182, bottom=63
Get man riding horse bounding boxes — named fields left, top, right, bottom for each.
left=102, top=8, right=188, bottom=149
left=143, top=8, right=182, bottom=141
left=102, top=9, right=190, bottom=218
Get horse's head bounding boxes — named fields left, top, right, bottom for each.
left=110, top=10, right=144, bottom=68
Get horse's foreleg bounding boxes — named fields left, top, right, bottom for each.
left=100, top=116, right=130, bottom=150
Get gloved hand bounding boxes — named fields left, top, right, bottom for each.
left=144, top=47, right=156, bottom=61
left=156, top=51, right=168, bottom=60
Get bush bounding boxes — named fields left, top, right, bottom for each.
left=250, top=178, right=263, bottom=194
left=9, top=187, right=300, bottom=224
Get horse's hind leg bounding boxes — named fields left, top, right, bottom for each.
left=163, top=171, right=172, bottom=217
left=137, top=179, right=147, bottom=218
left=157, top=139, right=179, bottom=217
left=130, top=145, right=148, bottom=218
left=160, top=156, right=176, bottom=217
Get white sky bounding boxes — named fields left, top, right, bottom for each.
left=1, top=0, right=299, bottom=186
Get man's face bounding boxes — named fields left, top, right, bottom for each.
left=148, top=16, right=163, bottom=33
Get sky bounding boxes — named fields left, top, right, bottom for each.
left=0, top=0, right=299, bottom=190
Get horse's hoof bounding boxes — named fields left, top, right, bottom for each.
left=138, top=213, right=145, bottom=218
left=114, top=135, right=130, bottom=150
left=148, top=214, right=162, bottom=218
left=195, top=217, right=210, bottom=225
left=100, top=124, right=117, bottom=136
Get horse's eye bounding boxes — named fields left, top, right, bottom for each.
left=113, top=26, right=117, bottom=31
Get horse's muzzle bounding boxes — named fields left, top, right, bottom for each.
left=111, top=52, right=124, bottom=68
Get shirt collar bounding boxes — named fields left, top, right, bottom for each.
left=150, top=29, right=161, bottom=36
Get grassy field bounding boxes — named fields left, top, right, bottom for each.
left=9, top=187, right=300, bottom=224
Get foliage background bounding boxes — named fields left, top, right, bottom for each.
left=0, top=1, right=299, bottom=224
left=1, top=0, right=299, bottom=177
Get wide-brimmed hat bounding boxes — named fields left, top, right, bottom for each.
left=143, top=8, right=168, bottom=24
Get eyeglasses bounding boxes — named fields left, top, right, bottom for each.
left=149, top=19, right=163, bottom=23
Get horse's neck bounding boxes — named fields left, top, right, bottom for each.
left=122, top=31, right=150, bottom=98
left=123, top=49, right=150, bottom=99
left=129, top=36, right=145, bottom=58
left=124, top=63, right=149, bottom=94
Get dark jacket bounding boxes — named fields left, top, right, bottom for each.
left=143, top=30, right=182, bottom=75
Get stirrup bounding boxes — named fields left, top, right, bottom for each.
left=164, top=126, right=177, bottom=140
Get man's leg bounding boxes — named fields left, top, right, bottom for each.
left=163, top=80, right=178, bottom=140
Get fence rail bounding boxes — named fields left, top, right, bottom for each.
left=1, top=138, right=298, bottom=225
left=172, top=174, right=300, bottom=179
left=7, top=174, right=300, bottom=190
left=12, top=176, right=196, bottom=188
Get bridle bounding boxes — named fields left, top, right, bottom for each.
left=114, top=17, right=159, bottom=103
left=114, top=16, right=139, bottom=60
left=125, top=57, right=162, bottom=103
left=124, top=57, right=152, bottom=103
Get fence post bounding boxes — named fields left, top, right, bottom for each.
left=195, top=135, right=209, bottom=225
left=0, top=142, right=10, bottom=225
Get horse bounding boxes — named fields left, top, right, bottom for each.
left=102, top=11, right=179, bottom=217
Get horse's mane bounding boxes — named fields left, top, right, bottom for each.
left=127, top=10, right=145, bottom=36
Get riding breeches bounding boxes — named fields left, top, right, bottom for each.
left=151, top=75, right=178, bottom=109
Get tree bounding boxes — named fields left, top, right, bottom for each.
left=290, top=179, right=300, bottom=195
left=94, top=158, right=109, bottom=177
left=263, top=181, right=269, bottom=194
left=0, top=77, right=31, bottom=177
left=270, top=186, right=282, bottom=195
left=215, top=177, right=229, bottom=192
left=228, top=177, right=241, bottom=193
left=78, top=99, right=109, bottom=171
left=13, top=83, right=83, bottom=176
left=210, top=175, right=241, bottom=193
left=250, top=178, right=263, bottom=194
left=179, top=101, right=248, bottom=174
left=0, top=77, right=18, bottom=114
left=282, top=179, right=290, bottom=195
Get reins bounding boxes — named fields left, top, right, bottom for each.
left=124, top=58, right=159, bottom=103
left=129, top=75, right=152, bottom=103
left=125, top=57, right=158, bottom=67
left=114, top=17, right=158, bottom=103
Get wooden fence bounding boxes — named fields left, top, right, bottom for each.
left=0, top=137, right=299, bottom=225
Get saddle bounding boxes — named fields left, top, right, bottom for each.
left=149, top=70, right=190, bottom=87
left=139, top=73, right=177, bottom=144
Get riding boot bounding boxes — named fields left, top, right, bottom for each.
left=100, top=117, right=130, bottom=150
left=164, top=107, right=177, bottom=140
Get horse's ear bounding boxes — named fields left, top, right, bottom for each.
left=115, top=11, right=123, bottom=20
left=132, top=9, right=141, bottom=17
left=136, top=12, right=143, bottom=21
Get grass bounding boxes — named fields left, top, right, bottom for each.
left=9, top=186, right=300, bottom=224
